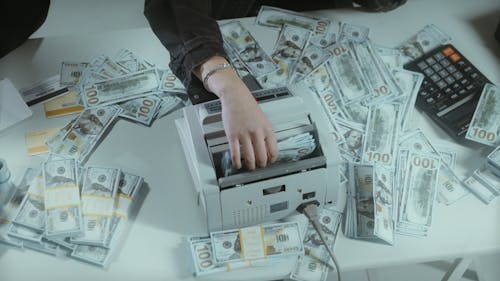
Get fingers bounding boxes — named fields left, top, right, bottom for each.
left=229, top=137, right=242, bottom=169
left=240, top=136, right=256, bottom=170
left=265, top=128, right=278, bottom=164
left=252, top=132, right=268, bottom=168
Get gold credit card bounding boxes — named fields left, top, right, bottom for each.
left=44, top=90, right=84, bottom=118
left=26, top=128, right=59, bottom=155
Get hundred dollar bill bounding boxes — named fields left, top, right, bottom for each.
left=339, top=22, right=370, bottom=43
left=159, top=69, right=186, bottom=93
left=487, top=146, right=500, bottom=177
left=271, top=24, right=311, bottom=82
left=60, top=62, right=89, bottom=86
left=189, top=236, right=275, bottom=276
left=466, top=83, right=500, bottom=147
left=211, top=221, right=303, bottom=264
left=154, top=92, right=185, bottom=119
left=104, top=171, right=143, bottom=248
left=336, top=118, right=365, bottom=162
left=219, top=21, right=278, bottom=77
left=82, top=68, right=160, bottom=107
left=291, top=208, right=342, bottom=281
left=114, top=49, right=140, bottom=73
left=53, top=106, right=121, bottom=164
left=374, top=44, right=404, bottom=69
left=397, top=24, right=451, bottom=63
left=255, top=5, right=338, bottom=47
left=349, top=164, right=375, bottom=239
left=398, top=152, right=440, bottom=235
left=391, top=69, right=424, bottom=132
left=224, top=44, right=251, bottom=78
left=45, top=118, right=76, bottom=152
left=373, top=164, right=395, bottom=244
left=118, top=95, right=162, bottom=126
left=326, top=46, right=372, bottom=104
left=71, top=245, right=112, bottom=267
left=94, top=56, right=129, bottom=79
left=0, top=168, right=38, bottom=247
left=349, top=39, right=403, bottom=105
left=463, top=176, right=496, bottom=204
left=7, top=223, right=43, bottom=243
left=291, top=43, right=347, bottom=83
left=43, top=158, right=83, bottom=238
left=71, top=166, right=120, bottom=246
left=361, top=103, right=400, bottom=166
left=473, top=166, right=500, bottom=195
left=23, top=238, right=60, bottom=256
left=399, top=130, right=469, bottom=205
left=11, top=172, right=46, bottom=233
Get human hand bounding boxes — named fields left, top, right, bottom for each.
left=198, top=57, right=278, bottom=170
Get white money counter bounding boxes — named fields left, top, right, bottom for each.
left=1, top=0, right=500, bottom=280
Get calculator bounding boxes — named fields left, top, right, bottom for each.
left=404, top=44, right=492, bottom=141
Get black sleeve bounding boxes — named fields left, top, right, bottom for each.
left=144, top=0, right=227, bottom=90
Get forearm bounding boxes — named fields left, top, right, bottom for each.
left=144, top=0, right=227, bottom=89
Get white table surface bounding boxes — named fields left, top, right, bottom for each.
left=1, top=0, right=500, bottom=280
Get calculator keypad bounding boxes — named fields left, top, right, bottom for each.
left=404, top=44, right=492, bottom=140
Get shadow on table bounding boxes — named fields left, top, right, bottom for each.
left=467, top=9, right=500, bottom=62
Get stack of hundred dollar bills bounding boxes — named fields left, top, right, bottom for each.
left=47, top=49, right=188, bottom=165
left=0, top=154, right=144, bottom=267
left=188, top=207, right=342, bottom=281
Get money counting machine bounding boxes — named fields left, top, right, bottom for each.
left=176, top=87, right=342, bottom=232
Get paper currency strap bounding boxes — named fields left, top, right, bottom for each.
left=45, top=185, right=80, bottom=209
left=239, top=225, right=267, bottom=260
left=81, top=195, right=115, bottom=217
left=112, top=194, right=133, bottom=219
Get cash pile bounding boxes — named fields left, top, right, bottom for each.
left=216, top=6, right=488, bottom=243
left=49, top=49, right=188, bottom=164
left=188, top=208, right=342, bottom=281
left=463, top=146, right=500, bottom=204
left=220, top=132, right=317, bottom=177
left=0, top=155, right=143, bottom=267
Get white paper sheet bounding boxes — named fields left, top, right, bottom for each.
left=0, top=78, right=33, bottom=132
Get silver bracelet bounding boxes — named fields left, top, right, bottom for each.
left=202, top=63, right=233, bottom=90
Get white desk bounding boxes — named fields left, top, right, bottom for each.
left=1, top=0, right=500, bottom=281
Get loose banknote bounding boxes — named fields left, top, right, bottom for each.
left=71, top=166, right=120, bottom=246
left=398, top=152, right=440, bottom=237
left=82, top=68, right=160, bottom=107
left=219, top=21, right=278, bottom=77
left=43, top=158, right=84, bottom=238
left=255, top=5, right=337, bottom=47
left=104, top=171, right=143, bottom=248
left=118, top=95, right=162, bottom=126
left=52, top=106, right=121, bottom=164
left=361, top=103, right=400, bottom=166
left=211, top=221, right=303, bottom=264
left=290, top=208, right=342, bottom=281
left=466, top=83, right=500, bottom=147
left=397, top=24, right=452, bottom=63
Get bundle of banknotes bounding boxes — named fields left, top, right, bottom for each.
left=0, top=154, right=144, bottom=267
left=463, top=146, right=500, bottom=204
left=219, top=132, right=317, bottom=177
left=188, top=207, right=342, bottom=281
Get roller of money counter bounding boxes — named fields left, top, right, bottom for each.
left=176, top=87, right=342, bottom=232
